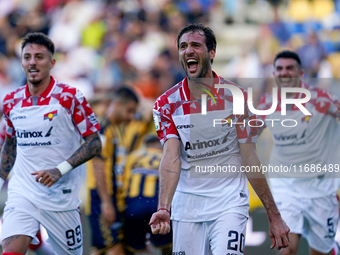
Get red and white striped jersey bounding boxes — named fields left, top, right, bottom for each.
left=153, top=72, right=257, bottom=221
left=2, top=76, right=100, bottom=211
left=0, top=118, right=5, bottom=147
left=257, top=82, right=340, bottom=197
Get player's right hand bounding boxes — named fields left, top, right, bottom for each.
left=101, top=200, right=116, bottom=226
left=149, top=210, right=170, bottom=235
left=269, top=215, right=290, bottom=250
left=31, top=168, right=62, bottom=187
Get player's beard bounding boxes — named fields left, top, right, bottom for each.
left=29, top=77, right=43, bottom=85
left=275, top=77, right=300, bottom=89
left=182, top=55, right=211, bottom=81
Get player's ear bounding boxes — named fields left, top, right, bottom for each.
left=50, top=58, right=56, bottom=69
left=209, top=49, right=215, bottom=61
left=299, top=68, right=304, bottom=79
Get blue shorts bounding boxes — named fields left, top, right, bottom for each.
left=88, top=189, right=122, bottom=251
left=123, top=196, right=172, bottom=252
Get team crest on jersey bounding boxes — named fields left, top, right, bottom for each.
left=221, top=114, right=238, bottom=127
left=44, top=110, right=58, bottom=121
left=301, top=115, right=312, bottom=123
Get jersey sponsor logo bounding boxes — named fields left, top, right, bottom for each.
left=67, top=244, right=82, bottom=251
left=45, top=126, right=57, bottom=137
left=176, top=124, right=194, bottom=129
left=63, top=188, right=72, bottom=194
left=221, top=114, right=238, bottom=127
left=16, top=127, right=58, bottom=138
left=301, top=115, right=312, bottom=123
left=173, top=252, right=186, bottom=255
left=44, top=110, right=58, bottom=121
left=240, top=191, right=247, bottom=198
left=274, top=130, right=306, bottom=142
left=88, top=113, right=98, bottom=125
left=184, top=132, right=229, bottom=151
left=3, top=206, right=15, bottom=213
left=12, top=116, right=26, bottom=120
left=154, top=115, right=161, bottom=131
left=16, top=129, right=43, bottom=138
left=17, top=141, right=52, bottom=146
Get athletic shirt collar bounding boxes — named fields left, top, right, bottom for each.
left=24, top=76, right=56, bottom=98
left=182, top=71, right=219, bottom=101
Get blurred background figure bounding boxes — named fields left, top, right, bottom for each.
left=86, top=87, right=139, bottom=255
left=122, top=135, right=172, bottom=255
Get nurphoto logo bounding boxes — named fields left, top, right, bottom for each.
left=200, top=83, right=312, bottom=128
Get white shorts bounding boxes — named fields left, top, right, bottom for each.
left=172, top=212, right=247, bottom=255
left=1, top=195, right=83, bottom=254
left=274, top=193, right=339, bottom=254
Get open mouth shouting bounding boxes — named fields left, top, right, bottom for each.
left=187, top=58, right=198, bottom=74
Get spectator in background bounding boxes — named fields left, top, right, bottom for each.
left=297, top=31, right=327, bottom=78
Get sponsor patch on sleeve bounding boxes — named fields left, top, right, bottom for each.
left=153, top=114, right=161, bottom=131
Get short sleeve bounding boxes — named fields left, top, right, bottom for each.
left=236, top=90, right=258, bottom=144
left=153, top=96, right=179, bottom=145
left=2, top=92, right=16, bottom=138
left=71, top=89, right=100, bottom=137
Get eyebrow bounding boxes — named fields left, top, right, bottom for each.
left=276, top=64, right=296, bottom=69
left=180, top=41, right=201, bottom=45
left=23, top=52, right=46, bottom=56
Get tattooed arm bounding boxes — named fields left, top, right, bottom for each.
left=0, top=136, right=17, bottom=183
left=32, top=132, right=102, bottom=187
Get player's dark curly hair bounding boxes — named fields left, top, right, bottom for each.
left=176, top=23, right=216, bottom=63
left=274, top=50, right=302, bottom=68
left=113, top=86, right=139, bottom=104
left=21, top=32, right=55, bottom=55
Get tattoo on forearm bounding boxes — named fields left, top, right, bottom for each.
left=3, top=235, right=21, bottom=246
left=67, top=132, right=101, bottom=168
left=0, top=137, right=16, bottom=180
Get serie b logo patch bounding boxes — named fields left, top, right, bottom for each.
left=44, top=110, right=58, bottom=121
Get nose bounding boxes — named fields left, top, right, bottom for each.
left=29, top=57, right=37, bottom=65
left=186, top=45, right=194, bottom=55
left=279, top=68, right=288, bottom=77
left=128, top=113, right=135, bottom=122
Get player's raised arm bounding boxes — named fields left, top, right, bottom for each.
left=149, top=138, right=181, bottom=235
left=0, top=136, right=17, bottom=189
left=32, top=132, right=102, bottom=187
left=239, top=143, right=290, bottom=250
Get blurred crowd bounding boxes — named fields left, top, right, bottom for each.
left=2, top=0, right=340, bottom=253
left=1, top=0, right=340, bottom=107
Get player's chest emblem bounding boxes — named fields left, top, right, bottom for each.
left=44, top=110, right=58, bottom=121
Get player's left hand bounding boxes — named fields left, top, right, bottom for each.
left=269, top=215, right=290, bottom=250
left=149, top=210, right=170, bottom=235
left=31, top=168, right=62, bottom=187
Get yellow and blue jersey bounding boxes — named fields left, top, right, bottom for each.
left=86, top=122, right=127, bottom=251
left=122, top=146, right=172, bottom=252
left=123, top=147, right=162, bottom=204
left=86, top=122, right=127, bottom=212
